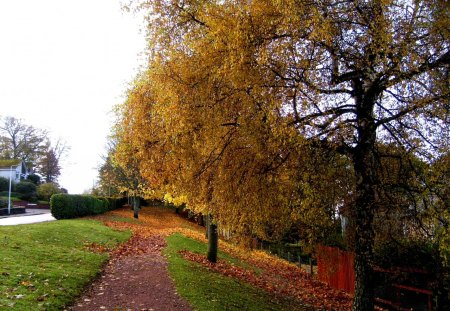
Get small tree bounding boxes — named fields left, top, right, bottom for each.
left=98, top=136, right=149, bottom=219
left=37, top=182, right=61, bottom=201
left=36, top=148, right=61, bottom=183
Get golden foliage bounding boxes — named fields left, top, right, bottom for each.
left=104, top=2, right=448, bottom=262
left=107, top=0, right=449, bottom=308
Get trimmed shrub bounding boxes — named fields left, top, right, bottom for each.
left=15, top=181, right=37, bottom=201
left=50, top=194, right=126, bottom=219
left=0, top=199, right=7, bottom=208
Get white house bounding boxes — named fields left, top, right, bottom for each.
left=0, top=159, right=28, bottom=183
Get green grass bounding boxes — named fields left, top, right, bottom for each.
left=103, top=215, right=142, bottom=224
left=0, top=220, right=131, bottom=310
left=164, top=233, right=307, bottom=311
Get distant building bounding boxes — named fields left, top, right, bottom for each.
left=0, top=159, right=28, bottom=183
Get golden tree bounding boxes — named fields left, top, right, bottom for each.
left=120, top=0, right=449, bottom=309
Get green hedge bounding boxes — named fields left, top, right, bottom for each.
left=50, top=194, right=127, bottom=220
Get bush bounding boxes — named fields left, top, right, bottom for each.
left=0, top=199, right=7, bottom=208
left=15, top=181, right=37, bottom=201
left=374, top=239, right=438, bottom=271
left=0, top=177, right=10, bottom=192
left=50, top=194, right=126, bottom=220
left=37, top=182, right=61, bottom=201
left=0, top=191, right=20, bottom=198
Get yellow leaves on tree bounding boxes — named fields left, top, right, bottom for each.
left=113, top=1, right=449, bottom=309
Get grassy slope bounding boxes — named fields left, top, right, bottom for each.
left=165, top=233, right=304, bottom=311
left=0, top=220, right=130, bottom=310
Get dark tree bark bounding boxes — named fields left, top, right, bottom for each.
left=198, top=213, right=204, bottom=226
left=351, top=82, right=379, bottom=311
left=352, top=146, right=377, bottom=310
left=207, top=214, right=218, bottom=263
left=133, top=196, right=141, bottom=219
left=205, top=213, right=209, bottom=239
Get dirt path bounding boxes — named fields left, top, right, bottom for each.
left=69, top=234, right=192, bottom=311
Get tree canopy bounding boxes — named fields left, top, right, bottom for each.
left=0, top=116, right=48, bottom=165
left=0, top=116, right=69, bottom=183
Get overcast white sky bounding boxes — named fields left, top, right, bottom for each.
left=0, top=0, right=147, bottom=193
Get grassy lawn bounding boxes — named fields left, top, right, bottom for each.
left=164, top=233, right=305, bottom=311
left=0, top=220, right=131, bottom=310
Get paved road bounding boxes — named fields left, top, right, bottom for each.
left=0, top=210, right=56, bottom=226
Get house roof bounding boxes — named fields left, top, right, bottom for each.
left=0, top=159, right=22, bottom=168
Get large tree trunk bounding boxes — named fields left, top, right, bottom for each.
left=352, top=172, right=376, bottom=311
left=133, top=196, right=141, bottom=219
left=352, top=94, right=378, bottom=311
left=207, top=214, right=218, bottom=263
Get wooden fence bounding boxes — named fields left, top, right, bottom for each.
left=317, top=245, right=355, bottom=294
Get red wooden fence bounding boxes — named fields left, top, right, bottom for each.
left=317, top=245, right=355, bottom=293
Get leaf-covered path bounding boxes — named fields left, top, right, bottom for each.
left=68, top=208, right=194, bottom=311
left=70, top=234, right=191, bottom=311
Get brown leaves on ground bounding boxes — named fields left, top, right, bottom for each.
left=180, top=250, right=352, bottom=310
left=95, top=207, right=352, bottom=310
left=180, top=250, right=257, bottom=281
left=110, top=234, right=167, bottom=259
